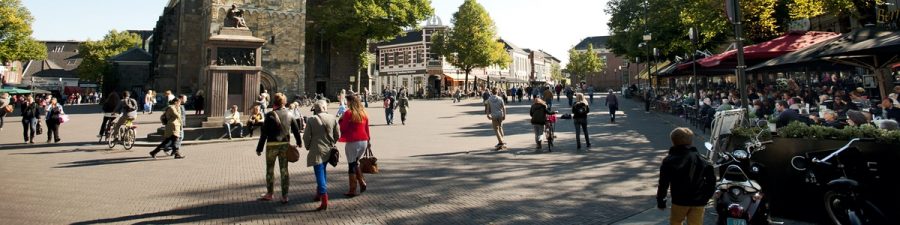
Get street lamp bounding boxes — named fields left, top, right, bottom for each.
left=688, top=27, right=699, bottom=102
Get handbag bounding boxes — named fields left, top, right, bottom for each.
left=314, top=114, right=340, bottom=167
left=271, top=110, right=301, bottom=163
left=59, top=114, right=70, bottom=124
left=3, top=105, right=12, bottom=113
left=359, top=145, right=379, bottom=174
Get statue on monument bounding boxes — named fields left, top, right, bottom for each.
left=225, top=4, right=248, bottom=28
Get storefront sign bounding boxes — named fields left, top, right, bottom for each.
left=379, top=69, right=426, bottom=76
left=79, top=83, right=99, bottom=88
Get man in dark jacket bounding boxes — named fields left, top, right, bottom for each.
left=657, top=127, right=716, bottom=225
left=605, top=89, right=619, bottom=122
left=20, top=95, right=41, bottom=143
left=98, top=92, right=120, bottom=137
left=775, top=100, right=801, bottom=128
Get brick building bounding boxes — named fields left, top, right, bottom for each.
left=150, top=0, right=307, bottom=97
left=573, top=36, right=627, bottom=91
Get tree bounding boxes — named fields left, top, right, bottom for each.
left=550, top=63, right=564, bottom=82
left=566, top=44, right=604, bottom=83
left=0, top=0, right=46, bottom=63
left=311, top=0, right=433, bottom=67
left=432, top=0, right=510, bottom=92
left=77, top=30, right=141, bottom=83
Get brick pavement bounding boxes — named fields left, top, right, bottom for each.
left=1, top=96, right=708, bottom=224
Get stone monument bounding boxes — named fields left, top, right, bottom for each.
left=203, top=5, right=266, bottom=119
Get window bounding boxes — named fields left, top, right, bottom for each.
left=66, top=59, right=76, bottom=65
left=52, top=45, right=64, bottom=52
left=394, top=52, right=401, bottom=65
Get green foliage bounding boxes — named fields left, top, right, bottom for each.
left=312, top=0, right=433, bottom=63
left=566, top=44, right=604, bottom=82
left=77, top=30, right=141, bottom=83
left=731, top=126, right=773, bottom=141
left=432, top=0, right=510, bottom=91
left=788, top=0, right=827, bottom=19
left=0, top=0, right=46, bottom=62
left=776, top=121, right=900, bottom=144
left=550, top=63, right=564, bottom=82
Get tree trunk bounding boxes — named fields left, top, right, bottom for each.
left=464, top=69, right=470, bottom=92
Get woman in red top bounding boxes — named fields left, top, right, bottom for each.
left=339, top=93, right=371, bottom=197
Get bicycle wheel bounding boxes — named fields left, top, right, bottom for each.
left=546, top=124, right=554, bottom=151
left=107, top=128, right=118, bottom=148
left=123, top=128, right=135, bottom=150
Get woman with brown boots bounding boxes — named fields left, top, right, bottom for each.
left=338, top=93, right=370, bottom=197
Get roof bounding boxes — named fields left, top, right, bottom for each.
left=747, top=35, right=846, bottom=71
left=109, top=48, right=152, bottom=62
left=574, top=36, right=609, bottom=50
left=23, top=42, right=83, bottom=79
left=499, top=38, right=526, bottom=53
left=540, top=50, right=560, bottom=63
left=817, top=28, right=900, bottom=58
left=378, top=30, right=423, bottom=47
left=696, top=31, right=840, bottom=67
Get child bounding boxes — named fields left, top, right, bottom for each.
left=656, top=127, right=716, bottom=225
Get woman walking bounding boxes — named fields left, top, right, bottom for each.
left=150, top=98, right=184, bottom=159
left=572, top=93, right=591, bottom=150
left=45, top=98, right=65, bottom=143
left=398, top=94, right=410, bottom=125
left=255, top=93, right=302, bottom=204
left=20, top=95, right=40, bottom=144
left=303, top=100, right=340, bottom=210
left=529, top=98, right=551, bottom=151
left=339, top=94, right=371, bottom=197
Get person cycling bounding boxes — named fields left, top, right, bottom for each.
left=111, top=91, right=139, bottom=140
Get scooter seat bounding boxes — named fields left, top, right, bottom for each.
left=827, top=178, right=858, bottom=190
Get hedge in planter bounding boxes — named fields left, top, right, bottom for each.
left=735, top=121, right=900, bottom=144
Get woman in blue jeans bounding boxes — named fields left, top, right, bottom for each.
left=303, top=100, right=340, bottom=211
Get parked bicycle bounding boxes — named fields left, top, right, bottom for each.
left=544, top=111, right=558, bottom=152
left=790, top=138, right=889, bottom=225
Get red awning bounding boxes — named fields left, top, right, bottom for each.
left=696, top=31, right=840, bottom=68
left=64, top=86, right=82, bottom=95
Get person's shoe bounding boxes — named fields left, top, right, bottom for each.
left=55, top=139, right=61, bottom=143
left=316, top=194, right=328, bottom=211
left=280, top=196, right=289, bottom=204
left=29, top=140, right=34, bottom=144
left=577, top=145, right=582, bottom=150
left=344, top=174, right=358, bottom=197
left=174, top=153, right=185, bottom=159
left=47, top=139, right=52, bottom=143
left=257, top=193, right=274, bottom=201
left=586, top=143, right=591, bottom=147
left=149, top=151, right=158, bottom=159
left=313, top=193, right=321, bottom=202
left=228, top=137, right=233, bottom=140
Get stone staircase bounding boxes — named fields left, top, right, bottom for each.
left=145, top=114, right=260, bottom=142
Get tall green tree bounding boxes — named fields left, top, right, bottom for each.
left=0, top=0, right=46, bottom=63
left=566, top=44, right=604, bottom=83
left=550, top=63, right=564, bottom=81
left=311, top=0, right=433, bottom=66
left=77, top=30, right=141, bottom=83
left=432, top=0, right=510, bottom=92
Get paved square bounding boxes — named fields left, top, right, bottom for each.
left=1, top=96, right=704, bottom=224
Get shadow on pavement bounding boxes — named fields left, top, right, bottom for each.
left=55, top=156, right=155, bottom=168
left=0, top=141, right=100, bottom=151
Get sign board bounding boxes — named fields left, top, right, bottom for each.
left=378, top=69, right=427, bottom=76
left=79, top=83, right=98, bottom=88
left=708, top=108, right=745, bottom=161
left=724, top=0, right=737, bottom=23
left=788, top=19, right=811, bottom=32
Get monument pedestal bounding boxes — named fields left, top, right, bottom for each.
left=204, top=27, right=266, bottom=118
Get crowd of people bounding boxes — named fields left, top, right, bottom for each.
left=1, top=92, right=69, bottom=143
left=646, top=74, right=900, bottom=132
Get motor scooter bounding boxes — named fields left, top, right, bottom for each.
left=706, top=121, right=773, bottom=225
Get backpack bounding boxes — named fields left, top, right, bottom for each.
left=688, top=152, right=716, bottom=200
left=124, top=99, right=137, bottom=112
left=160, top=112, right=168, bottom=125
left=573, top=102, right=588, bottom=117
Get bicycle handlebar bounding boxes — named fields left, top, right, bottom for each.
left=814, top=138, right=874, bottom=164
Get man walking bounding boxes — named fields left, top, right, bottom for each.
left=555, top=84, right=562, bottom=102
left=565, top=86, right=575, bottom=107
left=484, top=88, right=507, bottom=150
left=587, top=85, right=595, bottom=103
left=657, top=128, right=716, bottom=225
left=605, top=89, right=619, bottom=123
left=384, top=95, right=396, bottom=125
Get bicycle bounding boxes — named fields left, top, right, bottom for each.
left=544, top=111, right=558, bottom=152
left=107, top=118, right=137, bottom=150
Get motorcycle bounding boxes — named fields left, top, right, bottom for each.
left=705, top=120, right=773, bottom=225
left=790, top=138, right=889, bottom=225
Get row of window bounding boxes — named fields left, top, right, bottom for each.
left=380, top=48, right=425, bottom=66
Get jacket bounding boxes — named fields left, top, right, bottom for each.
left=657, top=145, right=716, bottom=207
left=45, top=104, right=64, bottom=123
left=398, top=98, right=409, bottom=114
left=303, top=113, right=340, bottom=167
left=605, top=94, right=618, bottom=107
left=529, top=103, right=550, bottom=125
left=162, top=105, right=183, bottom=137
left=338, top=110, right=370, bottom=142
left=20, top=102, right=41, bottom=120
left=256, top=108, right=302, bottom=154
left=572, top=102, right=589, bottom=121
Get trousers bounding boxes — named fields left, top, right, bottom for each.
left=491, top=118, right=505, bottom=144
left=265, top=142, right=290, bottom=197
left=574, top=121, right=589, bottom=147
left=22, top=118, right=37, bottom=141
left=670, top=204, right=705, bottom=225
left=313, top=163, right=327, bottom=194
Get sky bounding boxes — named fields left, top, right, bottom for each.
left=23, top=0, right=612, bottom=66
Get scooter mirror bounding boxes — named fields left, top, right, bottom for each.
left=790, top=156, right=808, bottom=171
left=704, top=142, right=713, bottom=151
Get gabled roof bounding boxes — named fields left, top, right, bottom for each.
left=23, top=41, right=83, bottom=79
left=499, top=38, right=526, bottom=53
left=574, top=36, right=610, bottom=50
left=378, top=30, right=423, bottom=47
left=109, top=48, right=152, bottom=62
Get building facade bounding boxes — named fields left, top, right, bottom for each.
left=21, top=41, right=84, bottom=96
left=1, top=61, right=25, bottom=86
left=574, top=36, right=625, bottom=90
left=150, top=0, right=307, bottom=97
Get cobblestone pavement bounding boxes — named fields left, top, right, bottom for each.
left=0, top=96, right=747, bottom=224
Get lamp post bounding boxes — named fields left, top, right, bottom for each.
left=726, top=0, right=750, bottom=119
left=59, top=78, right=63, bottom=99
left=653, top=47, right=659, bottom=92
left=689, top=27, right=699, bottom=103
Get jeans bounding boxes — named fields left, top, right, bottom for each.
left=609, top=105, right=618, bottom=121
left=533, top=124, right=544, bottom=143
left=313, top=163, right=327, bottom=194
left=385, top=109, right=394, bottom=124
left=568, top=96, right=573, bottom=106
left=46, top=120, right=60, bottom=142
left=546, top=100, right=553, bottom=110
left=589, top=94, right=594, bottom=103
left=224, top=123, right=244, bottom=138
left=265, top=142, right=290, bottom=197
left=574, top=121, right=589, bottom=147
left=22, top=118, right=37, bottom=141
left=99, top=116, right=116, bottom=136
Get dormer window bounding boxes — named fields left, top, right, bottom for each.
left=53, top=45, right=64, bottom=52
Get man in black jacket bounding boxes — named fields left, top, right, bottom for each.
left=775, top=100, right=801, bottom=128
left=20, top=95, right=41, bottom=143
left=657, top=127, right=716, bottom=225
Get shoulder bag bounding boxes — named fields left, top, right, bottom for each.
left=360, top=144, right=379, bottom=174
left=314, top=114, right=340, bottom=167
left=272, top=110, right=301, bottom=163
